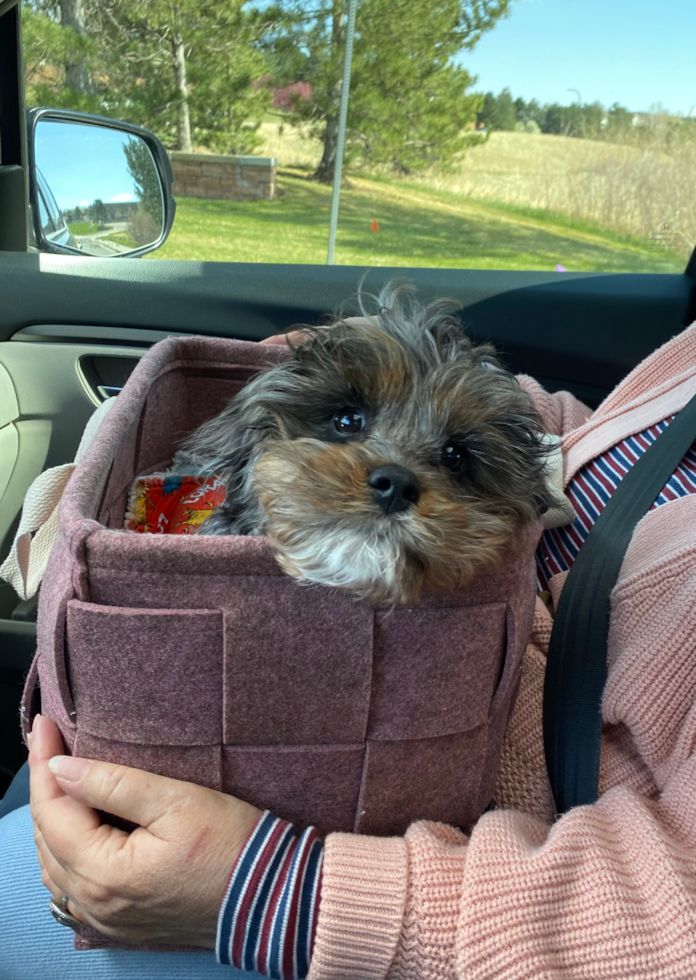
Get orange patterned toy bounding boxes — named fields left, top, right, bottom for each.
left=125, top=474, right=227, bottom=534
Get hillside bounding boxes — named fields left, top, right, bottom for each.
left=153, top=166, right=684, bottom=272
left=253, top=124, right=695, bottom=263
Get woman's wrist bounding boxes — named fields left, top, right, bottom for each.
left=216, top=811, right=324, bottom=979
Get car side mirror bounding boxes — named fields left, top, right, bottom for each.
left=26, top=107, right=176, bottom=258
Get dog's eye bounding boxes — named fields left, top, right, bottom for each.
left=334, top=408, right=365, bottom=435
left=441, top=442, right=466, bottom=472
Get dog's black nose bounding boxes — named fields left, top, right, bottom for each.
left=368, top=465, right=421, bottom=514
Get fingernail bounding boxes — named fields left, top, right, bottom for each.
left=48, top=756, right=91, bottom=782
left=27, top=714, right=42, bottom=748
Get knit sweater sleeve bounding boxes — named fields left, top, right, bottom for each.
left=310, top=720, right=696, bottom=980
left=308, top=508, right=696, bottom=980
left=515, top=374, right=592, bottom=436
left=390, top=774, right=696, bottom=980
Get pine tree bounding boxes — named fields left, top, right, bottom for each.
left=263, top=0, right=514, bottom=181
left=23, top=0, right=271, bottom=153
left=58, top=0, right=91, bottom=94
left=91, top=198, right=107, bottom=227
left=123, top=137, right=162, bottom=221
left=22, top=2, right=100, bottom=112
left=477, top=88, right=516, bottom=131
left=88, top=0, right=271, bottom=153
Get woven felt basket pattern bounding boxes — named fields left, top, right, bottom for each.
left=21, top=335, right=539, bottom=951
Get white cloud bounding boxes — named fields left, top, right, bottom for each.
left=79, top=200, right=91, bottom=207
left=107, top=192, right=137, bottom=203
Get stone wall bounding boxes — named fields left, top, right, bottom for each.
left=169, top=152, right=277, bottom=202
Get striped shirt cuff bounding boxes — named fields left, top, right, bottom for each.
left=216, top=811, right=324, bottom=979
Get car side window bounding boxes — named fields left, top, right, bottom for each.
left=20, top=2, right=696, bottom=273
left=36, top=186, right=55, bottom=236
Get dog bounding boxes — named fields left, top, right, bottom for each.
left=177, top=281, right=554, bottom=605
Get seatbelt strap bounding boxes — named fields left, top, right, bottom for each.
left=543, top=388, right=696, bottom=814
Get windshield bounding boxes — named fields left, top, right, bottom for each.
left=22, top=0, right=696, bottom=273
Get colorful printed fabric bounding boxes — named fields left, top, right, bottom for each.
left=216, top=812, right=324, bottom=980
left=124, top=474, right=226, bottom=535
left=536, top=417, right=696, bottom=591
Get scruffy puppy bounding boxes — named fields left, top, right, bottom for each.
left=178, top=282, right=553, bottom=605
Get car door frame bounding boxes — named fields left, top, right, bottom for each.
left=0, top=0, right=28, bottom=252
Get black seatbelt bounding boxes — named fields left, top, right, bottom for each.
left=543, top=388, right=696, bottom=815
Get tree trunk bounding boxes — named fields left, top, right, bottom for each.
left=59, top=0, right=91, bottom=94
left=172, top=34, right=193, bottom=152
left=313, top=0, right=346, bottom=183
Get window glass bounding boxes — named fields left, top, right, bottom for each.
left=36, top=185, right=55, bottom=236
left=22, top=0, right=695, bottom=272
left=40, top=172, right=65, bottom=231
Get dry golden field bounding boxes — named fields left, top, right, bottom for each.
left=257, top=122, right=696, bottom=260
left=257, top=120, right=322, bottom=168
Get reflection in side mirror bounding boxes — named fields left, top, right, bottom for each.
left=27, top=109, right=175, bottom=258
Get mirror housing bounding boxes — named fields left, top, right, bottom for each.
left=26, top=107, right=176, bottom=258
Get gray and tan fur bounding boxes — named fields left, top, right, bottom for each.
left=178, top=281, right=553, bottom=605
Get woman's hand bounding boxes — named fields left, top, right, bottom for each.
left=260, top=317, right=377, bottom=347
left=29, top=714, right=262, bottom=948
left=260, top=330, right=311, bottom=346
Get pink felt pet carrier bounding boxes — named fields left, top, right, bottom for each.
left=21, top=335, right=539, bottom=950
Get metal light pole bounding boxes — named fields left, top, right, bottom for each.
left=567, top=88, right=582, bottom=105
left=327, top=0, right=357, bottom=265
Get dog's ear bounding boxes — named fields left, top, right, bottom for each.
left=177, top=371, right=283, bottom=534
left=484, top=399, right=559, bottom=521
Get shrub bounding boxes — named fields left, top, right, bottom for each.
left=514, top=120, right=541, bottom=134
left=128, top=208, right=161, bottom=246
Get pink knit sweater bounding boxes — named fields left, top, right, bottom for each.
left=308, top=323, right=696, bottom=980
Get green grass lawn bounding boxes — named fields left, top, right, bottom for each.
left=69, top=221, right=97, bottom=234
left=68, top=221, right=113, bottom=235
left=100, top=230, right=139, bottom=249
left=151, top=168, right=686, bottom=273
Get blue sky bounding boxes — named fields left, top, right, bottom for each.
left=35, top=121, right=146, bottom=210
left=460, top=0, right=696, bottom=115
